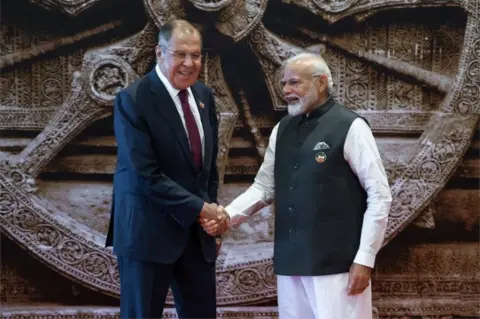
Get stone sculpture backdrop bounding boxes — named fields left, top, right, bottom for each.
left=0, top=0, right=479, bottom=318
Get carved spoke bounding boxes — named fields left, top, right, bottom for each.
left=283, top=0, right=464, bottom=23
left=14, top=23, right=157, bottom=177
left=299, top=28, right=453, bottom=94
left=248, top=23, right=304, bottom=110
left=201, top=53, right=239, bottom=183
left=0, top=23, right=156, bottom=132
left=16, top=80, right=107, bottom=177
left=239, top=90, right=266, bottom=159
left=0, top=21, right=122, bottom=70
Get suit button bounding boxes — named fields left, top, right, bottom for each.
left=296, top=142, right=301, bottom=147
left=302, top=122, right=308, bottom=128
left=289, top=185, right=295, bottom=190
left=294, top=163, right=299, bottom=169
left=288, top=206, right=294, bottom=212
left=289, top=228, right=295, bottom=233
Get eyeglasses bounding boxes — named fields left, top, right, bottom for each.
left=165, top=48, right=202, bottom=61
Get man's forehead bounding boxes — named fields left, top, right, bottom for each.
left=282, top=64, right=310, bottom=80
left=169, top=30, right=201, bottom=46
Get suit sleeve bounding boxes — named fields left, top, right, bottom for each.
left=114, top=90, right=204, bottom=228
left=207, top=90, right=219, bottom=204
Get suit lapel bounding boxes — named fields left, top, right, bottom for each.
left=148, top=71, right=196, bottom=172
left=191, top=85, right=212, bottom=172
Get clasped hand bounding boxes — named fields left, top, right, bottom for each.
left=198, top=202, right=230, bottom=236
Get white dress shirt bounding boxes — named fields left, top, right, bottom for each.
left=155, top=65, right=205, bottom=159
left=225, top=117, right=392, bottom=269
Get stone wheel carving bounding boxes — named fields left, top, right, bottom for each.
left=1, top=0, right=479, bottom=306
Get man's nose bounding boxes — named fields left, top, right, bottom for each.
left=183, top=55, right=194, bottom=67
left=283, top=84, right=291, bottom=95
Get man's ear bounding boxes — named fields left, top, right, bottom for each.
left=155, top=45, right=163, bottom=62
left=316, top=74, right=328, bottom=93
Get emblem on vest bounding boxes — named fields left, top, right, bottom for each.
left=315, top=152, right=327, bottom=163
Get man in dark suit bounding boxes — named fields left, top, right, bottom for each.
left=105, top=19, right=228, bottom=318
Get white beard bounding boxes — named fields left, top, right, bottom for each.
left=286, top=87, right=318, bottom=116
left=287, top=102, right=304, bottom=116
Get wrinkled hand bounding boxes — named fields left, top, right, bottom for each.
left=215, top=205, right=230, bottom=234
left=199, top=202, right=220, bottom=221
left=199, top=205, right=230, bottom=236
left=347, top=263, right=372, bottom=296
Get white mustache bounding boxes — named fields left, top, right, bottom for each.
left=286, top=95, right=301, bottom=101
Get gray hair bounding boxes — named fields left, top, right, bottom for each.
left=283, top=52, right=334, bottom=95
left=157, top=19, right=202, bottom=49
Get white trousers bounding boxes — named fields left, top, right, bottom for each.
left=277, top=273, right=372, bottom=319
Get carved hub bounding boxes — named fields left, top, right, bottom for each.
left=87, top=57, right=135, bottom=105
left=1, top=0, right=479, bottom=313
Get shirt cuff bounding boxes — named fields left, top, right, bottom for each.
left=224, top=205, right=237, bottom=218
left=224, top=206, right=246, bottom=228
left=353, top=251, right=376, bottom=268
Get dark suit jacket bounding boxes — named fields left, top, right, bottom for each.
left=105, top=69, right=219, bottom=263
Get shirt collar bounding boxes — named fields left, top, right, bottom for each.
left=155, top=64, right=193, bottom=101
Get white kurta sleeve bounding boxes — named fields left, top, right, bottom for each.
left=343, top=118, right=392, bottom=268
left=225, top=123, right=278, bottom=227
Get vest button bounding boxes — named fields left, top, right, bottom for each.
left=288, top=206, right=294, bottom=212
left=289, top=185, right=295, bottom=190
left=289, top=228, right=294, bottom=233
left=294, top=163, right=299, bottom=169
left=296, top=142, right=301, bottom=147
left=302, top=122, right=308, bottom=128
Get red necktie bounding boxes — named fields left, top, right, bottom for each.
left=178, top=89, right=202, bottom=172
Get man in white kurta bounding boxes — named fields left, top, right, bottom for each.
left=202, top=52, right=392, bottom=319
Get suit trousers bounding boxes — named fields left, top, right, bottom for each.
left=117, top=227, right=216, bottom=318
left=277, top=273, right=372, bottom=319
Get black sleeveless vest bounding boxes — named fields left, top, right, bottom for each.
left=273, top=98, right=368, bottom=276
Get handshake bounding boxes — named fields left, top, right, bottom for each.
left=198, top=202, right=230, bottom=236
